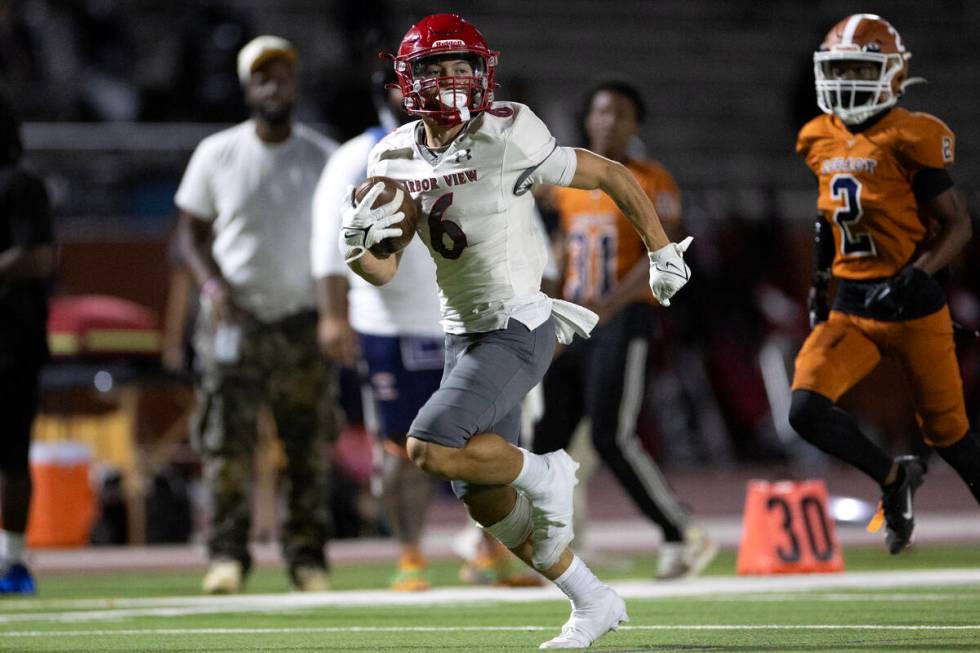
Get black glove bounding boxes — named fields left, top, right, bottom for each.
left=864, top=267, right=936, bottom=320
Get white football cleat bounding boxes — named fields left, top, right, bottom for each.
left=655, top=526, right=718, bottom=580
left=202, top=559, right=244, bottom=594
left=539, top=586, right=629, bottom=649
left=529, top=450, right=580, bottom=569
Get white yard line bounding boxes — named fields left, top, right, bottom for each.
left=3, top=624, right=980, bottom=638
left=0, top=569, right=979, bottom=625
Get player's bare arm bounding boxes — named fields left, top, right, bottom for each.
left=570, top=148, right=692, bottom=306
left=594, top=257, right=654, bottom=320
left=596, top=191, right=687, bottom=317
left=912, top=186, right=972, bottom=275
left=346, top=248, right=402, bottom=286
left=568, top=148, right=669, bottom=251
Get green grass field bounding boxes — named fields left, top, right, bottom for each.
left=2, top=545, right=979, bottom=652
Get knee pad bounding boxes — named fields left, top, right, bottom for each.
left=483, top=491, right=532, bottom=550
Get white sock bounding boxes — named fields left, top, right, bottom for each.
left=510, top=448, right=550, bottom=497
left=553, top=555, right=604, bottom=608
left=0, top=531, right=25, bottom=565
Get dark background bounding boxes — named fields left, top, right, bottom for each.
left=6, top=0, right=978, bottom=482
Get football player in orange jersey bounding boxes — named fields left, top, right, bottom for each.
left=533, top=80, right=716, bottom=579
left=788, top=14, right=978, bottom=554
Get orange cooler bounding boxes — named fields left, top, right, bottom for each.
left=26, top=442, right=96, bottom=548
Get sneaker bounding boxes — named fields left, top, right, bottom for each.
left=539, top=585, right=628, bottom=649
left=528, top=450, right=580, bottom=570
left=880, top=455, right=927, bottom=554
left=0, top=563, right=35, bottom=595
left=291, top=564, right=330, bottom=592
left=655, top=526, right=718, bottom=580
left=391, top=552, right=430, bottom=592
left=202, top=559, right=244, bottom=594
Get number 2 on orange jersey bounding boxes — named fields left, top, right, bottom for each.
left=830, top=174, right=876, bottom=258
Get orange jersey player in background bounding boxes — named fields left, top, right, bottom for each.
left=533, top=81, right=715, bottom=581
left=788, top=13, right=978, bottom=555
left=553, top=157, right=681, bottom=309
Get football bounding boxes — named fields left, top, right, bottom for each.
left=351, top=176, right=419, bottom=257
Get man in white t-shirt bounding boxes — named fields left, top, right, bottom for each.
left=341, top=15, right=694, bottom=649
left=175, top=35, right=338, bottom=595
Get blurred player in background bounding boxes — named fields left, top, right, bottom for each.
left=533, top=80, right=716, bottom=580
left=789, top=14, right=978, bottom=555
left=0, top=95, right=54, bottom=594
left=341, top=14, right=693, bottom=648
left=175, top=36, right=338, bottom=593
left=313, top=70, right=445, bottom=591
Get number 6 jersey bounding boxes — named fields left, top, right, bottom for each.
left=796, top=107, right=955, bottom=281
left=367, top=101, right=577, bottom=334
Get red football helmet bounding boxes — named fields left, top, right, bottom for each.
left=389, top=14, right=498, bottom=125
left=814, top=14, right=913, bottom=124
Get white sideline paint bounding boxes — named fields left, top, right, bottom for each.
left=1, top=569, right=979, bottom=625
left=27, top=511, right=980, bottom=572
left=3, top=624, right=980, bottom=638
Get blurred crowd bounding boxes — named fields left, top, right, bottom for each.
left=0, top=0, right=392, bottom=138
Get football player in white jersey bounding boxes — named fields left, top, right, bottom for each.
left=340, top=14, right=693, bottom=649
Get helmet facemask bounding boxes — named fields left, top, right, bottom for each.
left=814, top=50, right=907, bottom=124
left=400, top=53, right=489, bottom=125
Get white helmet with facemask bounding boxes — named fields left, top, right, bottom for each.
left=814, top=14, right=921, bottom=125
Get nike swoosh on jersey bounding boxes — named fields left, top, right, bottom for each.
left=513, top=143, right=558, bottom=196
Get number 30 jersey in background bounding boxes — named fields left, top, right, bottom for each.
left=551, top=160, right=681, bottom=306
left=367, top=101, right=576, bottom=334
left=796, top=107, right=955, bottom=280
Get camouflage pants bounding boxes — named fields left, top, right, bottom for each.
left=191, top=308, right=338, bottom=572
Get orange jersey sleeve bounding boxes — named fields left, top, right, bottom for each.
left=554, top=159, right=681, bottom=304
left=897, top=111, right=955, bottom=171
left=796, top=109, right=954, bottom=280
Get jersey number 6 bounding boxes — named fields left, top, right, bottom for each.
left=830, top=174, right=876, bottom=258
left=428, top=193, right=468, bottom=260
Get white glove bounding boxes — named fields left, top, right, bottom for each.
left=648, top=236, right=693, bottom=307
left=339, top=182, right=404, bottom=263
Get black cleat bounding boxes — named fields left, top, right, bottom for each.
left=880, top=455, right=927, bottom=554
